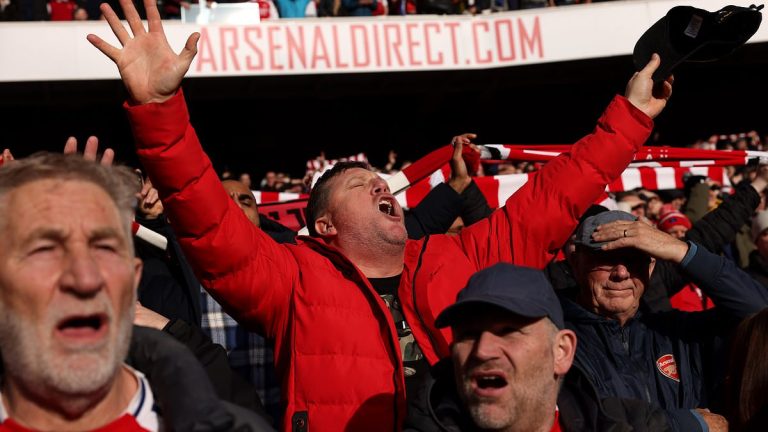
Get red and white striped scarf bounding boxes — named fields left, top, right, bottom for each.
left=258, top=144, right=749, bottom=233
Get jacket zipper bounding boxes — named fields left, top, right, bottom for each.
left=620, top=323, right=652, bottom=403
left=411, top=235, right=442, bottom=358
left=620, top=326, right=629, bottom=354
left=303, top=239, right=402, bottom=432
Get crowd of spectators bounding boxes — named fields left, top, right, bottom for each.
left=0, top=0, right=615, bottom=22
left=233, top=129, right=768, bottom=198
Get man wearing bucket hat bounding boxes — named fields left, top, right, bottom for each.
left=561, top=210, right=768, bottom=432
left=404, top=263, right=670, bottom=431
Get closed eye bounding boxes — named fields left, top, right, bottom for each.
left=90, top=228, right=125, bottom=253
left=95, top=244, right=117, bottom=252
left=93, top=240, right=120, bottom=252
left=30, top=244, right=56, bottom=255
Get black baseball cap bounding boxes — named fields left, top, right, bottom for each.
left=634, top=4, right=763, bottom=83
left=573, top=210, right=636, bottom=252
left=435, top=263, right=564, bottom=330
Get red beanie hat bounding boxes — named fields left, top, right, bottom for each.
left=658, top=211, right=692, bottom=233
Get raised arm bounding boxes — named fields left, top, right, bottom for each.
left=455, top=55, right=672, bottom=270
left=405, top=134, right=486, bottom=238
left=449, top=134, right=494, bottom=226
left=89, top=0, right=296, bottom=338
left=686, top=167, right=765, bottom=253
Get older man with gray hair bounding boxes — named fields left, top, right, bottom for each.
left=0, top=153, right=148, bottom=430
left=0, top=153, right=273, bottom=432
left=563, top=210, right=768, bottom=432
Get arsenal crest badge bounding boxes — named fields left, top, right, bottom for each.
left=656, top=354, right=680, bottom=382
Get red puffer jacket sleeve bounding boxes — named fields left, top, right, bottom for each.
left=454, top=95, right=653, bottom=270
left=125, top=90, right=296, bottom=339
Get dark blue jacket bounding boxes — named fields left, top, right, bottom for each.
left=561, top=243, right=768, bottom=432
left=403, top=359, right=671, bottom=432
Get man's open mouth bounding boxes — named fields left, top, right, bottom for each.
left=56, top=314, right=108, bottom=338
left=474, top=373, right=508, bottom=389
left=378, top=197, right=396, bottom=217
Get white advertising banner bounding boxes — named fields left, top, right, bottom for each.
left=0, top=0, right=765, bottom=82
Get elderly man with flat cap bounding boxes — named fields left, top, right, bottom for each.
left=562, top=210, right=768, bottom=432
left=405, top=263, right=670, bottom=432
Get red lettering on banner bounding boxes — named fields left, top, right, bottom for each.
left=244, top=27, right=264, bottom=71
left=331, top=24, right=349, bottom=69
left=519, top=16, right=543, bottom=60
left=196, top=28, right=218, bottom=72
left=383, top=24, right=404, bottom=67
left=444, top=22, right=460, bottom=65
left=472, top=21, right=492, bottom=64
left=311, top=27, right=331, bottom=69
left=405, top=23, right=422, bottom=67
left=423, top=23, right=443, bottom=65
left=350, top=25, right=370, bottom=68
left=286, top=26, right=306, bottom=69
left=259, top=200, right=308, bottom=232
left=372, top=24, right=382, bottom=67
left=494, top=19, right=515, bottom=61
left=332, top=25, right=349, bottom=69
left=220, top=27, right=241, bottom=72
left=267, top=26, right=284, bottom=71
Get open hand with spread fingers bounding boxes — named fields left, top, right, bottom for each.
left=87, top=0, right=200, bottom=105
left=63, top=136, right=115, bottom=166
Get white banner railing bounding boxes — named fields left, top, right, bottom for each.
left=0, top=0, right=764, bottom=82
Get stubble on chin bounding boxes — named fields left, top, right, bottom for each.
left=466, top=396, right=517, bottom=431
left=0, top=299, right=134, bottom=401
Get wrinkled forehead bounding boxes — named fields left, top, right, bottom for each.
left=4, top=179, right=128, bottom=234
left=326, top=167, right=377, bottom=190
left=338, top=167, right=377, bottom=181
